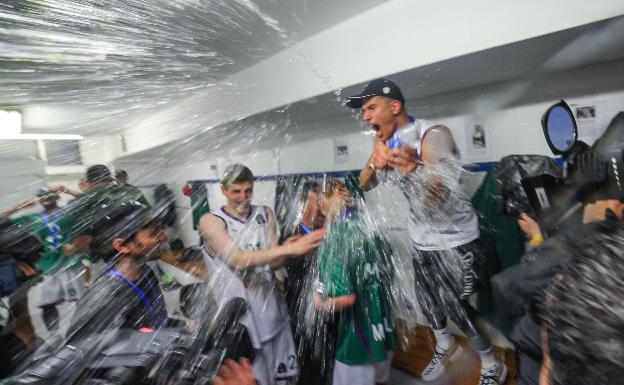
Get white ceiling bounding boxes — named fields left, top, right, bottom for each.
left=0, top=0, right=386, bottom=128
left=271, top=16, right=624, bottom=127
left=1, top=0, right=623, bottom=160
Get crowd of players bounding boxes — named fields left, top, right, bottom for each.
left=1, top=79, right=623, bottom=385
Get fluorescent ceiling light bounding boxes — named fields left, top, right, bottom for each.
left=0, top=110, right=22, bottom=135
left=1, top=109, right=83, bottom=140
left=0, top=134, right=84, bottom=140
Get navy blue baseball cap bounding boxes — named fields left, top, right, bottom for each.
left=345, top=78, right=405, bottom=109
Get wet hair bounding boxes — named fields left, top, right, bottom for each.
left=221, top=164, right=254, bottom=188
left=301, top=180, right=321, bottom=197
left=543, top=225, right=624, bottom=385
left=321, top=178, right=345, bottom=198
left=321, top=177, right=356, bottom=208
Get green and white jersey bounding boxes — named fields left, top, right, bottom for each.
left=318, top=213, right=397, bottom=366
left=12, top=210, right=70, bottom=272
left=62, top=184, right=150, bottom=241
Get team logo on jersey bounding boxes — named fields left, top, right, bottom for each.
left=255, top=213, right=266, bottom=224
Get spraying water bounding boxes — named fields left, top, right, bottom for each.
left=2, top=3, right=623, bottom=385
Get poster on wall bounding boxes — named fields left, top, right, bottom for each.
left=334, top=138, right=349, bottom=164
left=571, top=100, right=606, bottom=145
left=464, top=118, right=490, bottom=159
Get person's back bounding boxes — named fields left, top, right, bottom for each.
left=319, top=215, right=396, bottom=365
left=315, top=179, right=396, bottom=385
left=541, top=221, right=624, bottom=385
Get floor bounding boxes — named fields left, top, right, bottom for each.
left=390, top=368, right=426, bottom=384
left=391, top=324, right=517, bottom=385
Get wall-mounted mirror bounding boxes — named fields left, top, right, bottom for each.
left=541, top=100, right=577, bottom=156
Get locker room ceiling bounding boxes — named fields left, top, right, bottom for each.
left=1, top=2, right=623, bottom=146
left=0, top=0, right=387, bottom=115
left=117, top=15, right=624, bottom=161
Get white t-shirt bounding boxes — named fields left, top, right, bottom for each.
left=382, top=118, right=479, bottom=251
left=209, top=205, right=289, bottom=342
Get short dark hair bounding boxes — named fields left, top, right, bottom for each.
left=89, top=201, right=156, bottom=260
left=36, top=188, right=59, bottom=201
left=114, top=169, right=128, bottom=179
left=544, top=225, right=624, bottom=385
left=321, top=177, right=346, bottom=199
left=86, top=164, right=113, bottom=184
left=221, top=164, right=254, bottom=188
left=301, top=180, right=321, bottom=197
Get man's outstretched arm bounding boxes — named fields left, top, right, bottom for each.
left=199, top=213, right=324, bottom=270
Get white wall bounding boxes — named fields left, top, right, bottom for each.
left=0, top=160, right=46, bottom=215
left=0, top=140, right=46, bottom=213
left=118, top=1, right=624, bottom=157
left=114, top=86, right=624, bottom=246
left=0, top=134, right=121, bottom=214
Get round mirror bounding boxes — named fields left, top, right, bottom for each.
left=542, top=101, right=577, bottom=155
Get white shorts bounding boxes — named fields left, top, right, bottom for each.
left=332, top=353, right=393, bottom=385
left=37, top=265, right=87, bottom=307
left=254, top=323, right=298, bottom=384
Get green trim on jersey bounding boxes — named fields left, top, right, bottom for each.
left=12, top=212, right=71, bottom=272
left=62, top=184, right=150, bottom=241
left=319, top=215, right=397, bottom=365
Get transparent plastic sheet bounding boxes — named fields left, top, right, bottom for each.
left=5, top=2, right=622, bottom=385
left=0, top=1, right=307, bottom=383
left=0, top=2, right=492, bottom=381
left=270, top=158, right=488, bottom=379
left=295, top=177, right=399, bottom=380
left=363, top=157, right=487, bottom=348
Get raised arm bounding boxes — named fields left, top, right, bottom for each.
left=359, top=154, right=379, bottom=191
left=50, top=184, right=82, bottom=198
left=359, top=139, right=393, bottom=191
left=0, top=199, right=38, bottom=218
left=199, top=213, right=323, bottom=270
left=265, top=207, right=279, bottom=248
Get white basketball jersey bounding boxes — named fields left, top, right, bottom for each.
left=210, top=205, right=289, bottom=342
left=392, top=119, right=479, bottom=250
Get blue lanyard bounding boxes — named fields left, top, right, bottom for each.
left=42, top=211, right=60, bottom=249
left=106, top=268, right=166, bottom=327
left=299, top=223, right=312, bottom=234
left=387, top=116, right=415, bottom=149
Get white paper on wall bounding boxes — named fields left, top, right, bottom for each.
left=464, top=117, right=490, bottom=160
left=334, top=137, right=349, bottom=164
left=570, top=100, right=607, bottom=145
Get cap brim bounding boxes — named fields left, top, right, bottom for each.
left=345, top=91, right=380, bottom=108
left=345, top=96, right=364, bottom=109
